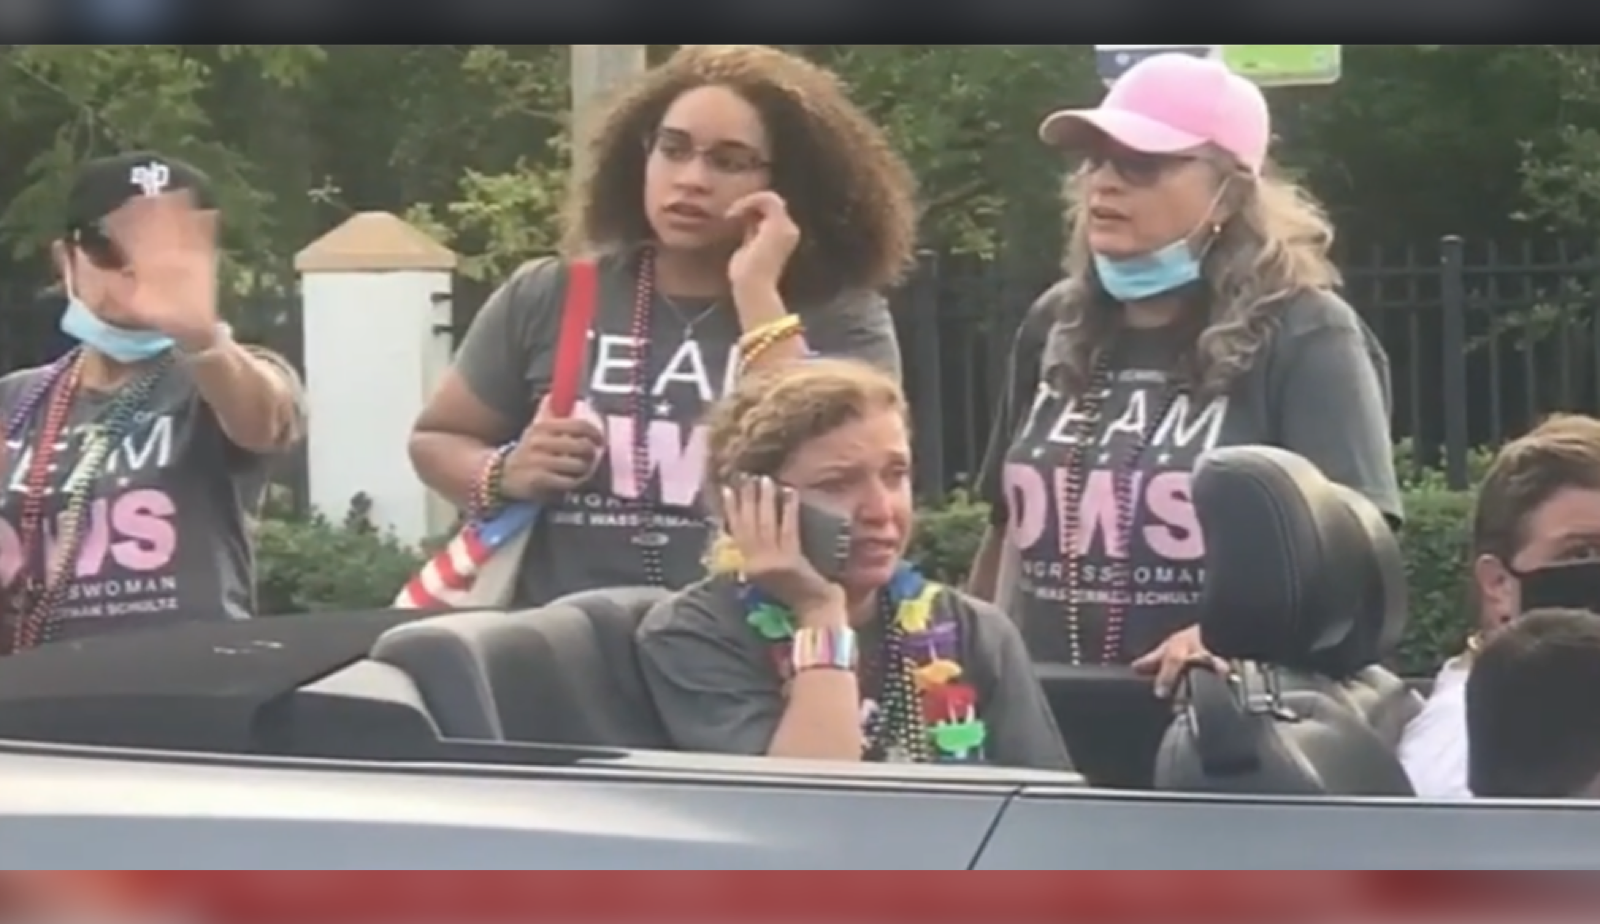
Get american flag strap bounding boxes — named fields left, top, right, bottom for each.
left=394, top=504, right=539, bottom=609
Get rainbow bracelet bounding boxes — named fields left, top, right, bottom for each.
left=791, top=626, right=857, bottom=673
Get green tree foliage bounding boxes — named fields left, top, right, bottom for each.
left=0, top=45, right=1579, bottom=297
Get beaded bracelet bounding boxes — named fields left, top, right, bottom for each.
left=738, top=315, right=805, bottom=372
left=738, top=314, right=802, bottom=352
left=738, top=313, right=801, bottom=345
left=791, top=625, right=857, bottom=673
left=468, top=442, right=516, bottom=519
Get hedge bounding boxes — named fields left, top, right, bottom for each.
left=259, top=444, right=1485, bottom=676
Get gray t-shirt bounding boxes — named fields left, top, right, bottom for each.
left=979, top=284, right=1402, bottom=663
left=454, top=251, right=901, bottom=607
left=636, top=576, right=1074, bottom=770
left=0, top=349, right=302, bottom=641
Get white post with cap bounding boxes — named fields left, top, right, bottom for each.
left=294, top=212, right=458, bottom=546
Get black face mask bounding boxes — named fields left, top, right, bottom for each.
left=1513, top=559, right=1600, bottom=615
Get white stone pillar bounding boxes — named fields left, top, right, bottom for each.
left=294, top=212, right=457, bottom=546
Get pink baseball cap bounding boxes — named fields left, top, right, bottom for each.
left=1039, top=53, right=1271, bottom=174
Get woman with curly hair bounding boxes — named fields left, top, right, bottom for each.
left=638, top=358, right=1071, bottom=768
left=409, top=45, right=916, bottom=606
left=969, top=54, right=1401, bottom=692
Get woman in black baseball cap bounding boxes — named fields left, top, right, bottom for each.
left=0, top=151, right=306, bottom=651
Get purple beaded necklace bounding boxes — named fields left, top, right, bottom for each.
left=2, top=347, right=171, bottom=650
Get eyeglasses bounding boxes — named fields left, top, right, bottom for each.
left=645, top=128, right=770, bottom=176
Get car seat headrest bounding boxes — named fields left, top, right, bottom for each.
left=1194, top=446, right=1392, bottom=676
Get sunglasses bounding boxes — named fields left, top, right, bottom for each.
left=1080, top=144, right=1196, bottom=188
left=65, top=222, right=127, bottom=270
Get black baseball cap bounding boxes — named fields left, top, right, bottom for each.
left=65, top=151, right=214, bottom=234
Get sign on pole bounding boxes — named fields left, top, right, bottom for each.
left=1094, top=45, right=1218, bottom=86
left=1094, top=45, right=1343, bottom=89
left=1221, top=45, right=1342, bottom=87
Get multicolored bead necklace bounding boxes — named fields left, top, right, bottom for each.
left=2, top=348, right=171, bottom=652
left=1055, top=352, right=1181, bottom=665
left=737, top=562, right=988, bottom=763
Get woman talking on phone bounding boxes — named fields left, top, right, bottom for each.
left=409, top=45, right=914, bottom=607
left=637, top=359, right=1071, bottom=768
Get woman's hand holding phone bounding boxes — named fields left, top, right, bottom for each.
left=723, top=475, right=845, bottom=624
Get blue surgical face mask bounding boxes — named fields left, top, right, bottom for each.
left=1092, top=239, right=1203, bottom=302
left=1091, top=185, right=1230, bottom=303
left=59, top=290, right=173, bottom=363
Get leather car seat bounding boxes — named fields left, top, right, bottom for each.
left=1154, top=446, right=1418, bottom=796
left=369, top=609, right=510, bottom=741
left=1336, top=480, right=1411, bottom=664
left=371, top=587, right=671, bottom=748
left=1285, top=482, right=1421, bottom=747
left=1173, top=666, right=1415, bottom=796
left=539, top=587, right=674, bottom=749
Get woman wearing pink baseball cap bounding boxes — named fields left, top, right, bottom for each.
left=970, top=53, right=1401, bottom=690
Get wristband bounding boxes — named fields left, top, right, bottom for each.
left=791, top=626, right=857, bottom=673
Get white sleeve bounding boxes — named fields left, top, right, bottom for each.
left=1398, top=662, right=1472, bottom=799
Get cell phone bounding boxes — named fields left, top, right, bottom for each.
left=732, top=475, right=852, bottom=582
left=794, top=493, right=853, bottom=582
left=1519, top=560, right=1600, bottom=615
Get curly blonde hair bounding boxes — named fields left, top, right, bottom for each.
left=701, top=358, right=905, bottom=571
left=703, top=358, right=906, bottom=504
left=1051, top=151, right=1341, bottom=397
left=562, top=45, right=918, bottom=305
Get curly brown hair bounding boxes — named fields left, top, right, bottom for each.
left=562, top=45, right=919, bottom=306
left=704, top=358, right=906, bottom=505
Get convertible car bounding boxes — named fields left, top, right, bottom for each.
left=0, top=447, right=1598, bottom=870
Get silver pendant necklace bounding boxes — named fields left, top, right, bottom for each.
left=658, top=293, right=721, bottom=342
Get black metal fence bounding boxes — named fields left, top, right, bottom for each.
left=899, top=236, right=1600, bottom=495
left=4, top=236, right=1594, bottom=508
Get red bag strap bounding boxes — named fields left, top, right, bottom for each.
left=545, top=258, right=599, bottom=417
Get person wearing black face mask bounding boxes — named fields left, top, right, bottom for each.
left=1400, top=414, right=1600, bottom=798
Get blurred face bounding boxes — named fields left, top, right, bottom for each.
left=53, top=237, right=138, bottom=327
left=776, top=404, right=914, bottom=596
left=1076, top=134, right=1227, bottom=260
left=643, top=85, right=772, bottom=253
left=1476, top=486, right=1600, bottom=632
